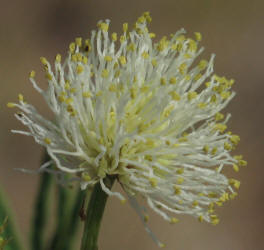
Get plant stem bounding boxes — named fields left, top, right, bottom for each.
left=63, top=189, right=87, bottom=250
left=31, top=152, right=53, bottom=250
left=80, top=176, right=115, bottom=250
left=48, top=184, right=71, bottom=250
left=0, top=186, right=24, bottom=250
left=48, top=186, right=87, bottom=250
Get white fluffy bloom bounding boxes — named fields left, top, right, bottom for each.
left=9, top=12, right=246, bottom=247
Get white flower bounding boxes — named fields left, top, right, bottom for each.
left=9, top=12, right=246, bottom=247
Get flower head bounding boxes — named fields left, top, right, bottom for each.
left=9, top=12, right=246, bottom=246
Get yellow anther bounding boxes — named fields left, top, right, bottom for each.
left=143, top=11, right=152, bottom=22
left=109, top=84, right=117, bottom=92
left=18, top=94, right=24, bottom=102
left=151, top=59, right=157, bottom=67
left=141, top=51, right=149, bottom=59
left=229, top=179, right=240, bottom=189
left=144, top=215, right=149, bottom=222
left=119, top=56, right=126, bottom=65
left=71, top=54, right=77, bottom=62
left=171, top=43, right=177, bottom=50
left=111, top=33, right=117, bottom=41
left=65, top=98, right=73, bottom=104
left=44, top=137, right=51, bottom=144
left=176, top=35, right=185, bottom=42
left=58, top=95, right=65, bottom=102
left=197, top=102, right=207, bottom=109
left=81, top=172, right=91, bottom=182
left=188, top=39, right=197, bottom=52
left=211, top=147, right=218, bottom=155
left=121, top=199, right=127, bottom=204
left=83, top=92, right=92, bottom=98
left=205, top=81, right=211, bottom=88
left=145, top=155, right=153, bottom=161
left=69, top=43, right=76, bottom=53
left=224, top=142, right=232, bottom=151
left=157, top=37, right=169, bottom=51
left=198, top=215, right=204, bottom=222
left=76, top=65, right=84, bottom=74
left=187, top=91, right=197, bottom=101
left=221, top=91, right=231, bottom=99
left=65, top=81, right=70, bottom=90
left=123, top=23, right=128, bottom=33
left=234, top=155, right=243, bottom=160
left=114, top=70, right=120, bottom=78
left=194, top=73, right=202, bottom=81
left=198, top=60, right=208, bottom=70
left=82, top=56, right=88, bottom=64
left=158, top=243, right=166, bottom=248
left=101, top=69, right=109, bottom=78
left=208, top=192, right=218, bottom=198
left=75, top=37, right=82, bottom=47
left=40, top=57, right=48, bottom=66
left=99, top=22, right=109, bottom=32
left=67, top=105, right=76, bottom=116
left=76, top=53, right=82, bottom=61
left=120, top=35, right=126, bottom=43
left=184, top=53, right=191, bottom=59
left=160, top=77, right=166, bottom=85
left=170, top=217, right=179, bottom=224
left=104, top=55, right=113, bottom=62
left=209, top=202, right=214, bottom=210
left=29, top=70, right=36, bottom=78
left=169, top=77, right=177, bottom=84
left=176, top=168, right=184, bottom=174
left=173, top=185, right=181, bottom=195
left=179, top=63, right=187, bottom=74
left=149, top=177, right=158, bottom=187
left=194, top=32, right=202, bottom=42
left=210, top=214, right=218, bottom=219
left=211, top=218, right=220, bottom=225
left=214, top=123, right=227, bottom=133
left=215, top=112, right=224, bottom=121
left=230, top=192, right=238, bottom=200
left=210, top=94, right=217, bottom=103
left=7, top=102, right=16, bottom=108
left=55, top=54, right=61, bottom=63
left=70, top=88, right=76, bottom=93
left=137, top=15, right=146, bottom=24
left=170, top=91, right=181, bottom=101
left=238, top=159, right=247, bottom=167
left=127, top=43, right=135, bottom=51
left=130, top=87, right=137, bottom=99
left=178, top=136, right=188, bottom=142
left=230, top=135, right=240, bottom=145
left=177, top=177, right=184, bottom=184
left=45, top=73, right=52, bottom=80
left=84, top=39, right=92, bottom=52
left=192, top=200, right=199, bottom=207
left=149, top=33, right=156, bottom=38
left=203, top=145, right=209, bottom=154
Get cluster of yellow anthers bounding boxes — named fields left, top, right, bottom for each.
left=8, top=12, right=246, bottom=247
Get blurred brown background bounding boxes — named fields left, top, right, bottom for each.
left=0, top=0, right=263, bottom=249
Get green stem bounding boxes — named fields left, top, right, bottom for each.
left=63, top=189, right=87, bottom=250
left=0, top=186, right=24, bottom=250
left=80, top=176, right=115, bottom=250
left=48, top=185, right=71, bottom=250
left=31, top=152, right=53, bottom=250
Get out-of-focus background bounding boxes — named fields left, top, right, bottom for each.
left=0, top=0, right=263, bottom=249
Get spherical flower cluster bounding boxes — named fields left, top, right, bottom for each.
left=8, top=12, right=246, bottom=246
